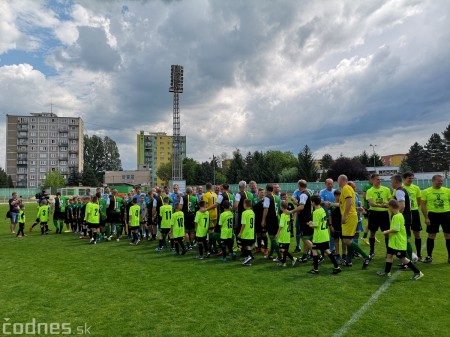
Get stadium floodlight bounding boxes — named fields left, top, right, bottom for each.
left=170, top=65, right=184, bottom=180
left=370, top=144, right=377, bottom=172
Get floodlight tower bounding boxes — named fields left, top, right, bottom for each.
left=169, top=65, right=184, bottom=180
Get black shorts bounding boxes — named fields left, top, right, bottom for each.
left=312, top=242, right=330, bottom=251
left=184, top=213, right=195, bottom=231
left=267, top=225, right=279, bottom=236
left=160, top=228, right=170, bottom=235
left=220, top=238, right=234, bottom=246
left=368, top=210, right=390, bottom=232
left=53, top=211, right=65, bottom=220
left=411, top=210, right=422, bottom=232
left=300, top=223, right=313, bottom=237
left=241, top=238, right=255, bottom=247
left=426, top=212, right=450, bottom=234
left=387, top=247, right=407, bottom=259
left=107, top=211, right=122, bottom=224
left=332, top=231, right=342, bottom=239
left=130, top=226, right=140, bottom=231
left=279, top=243, right=290, bottom=251
left=364, top=209, right=370, bottom=218
left=87, top=222, right=99, bottom=229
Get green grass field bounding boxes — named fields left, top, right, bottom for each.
left=1, top=203, right=449, bottom=337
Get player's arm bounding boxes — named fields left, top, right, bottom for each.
left=233, top=193, right=240, bottom=211
left=238, top=215, right=246, bottom=237
left=420, top=198, right=430, bottom=225
left=274, top=224, right=282, bottom=240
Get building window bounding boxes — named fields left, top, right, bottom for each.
left=29, top=182, right=36, bottom=187
left=30, top=161, right=36, bottom=166
left=39, top=146, right=47, bottom=151
left=40, top=132, right=48, bottom=137
left=51, top=146, right=57, bottom=151
left=39, top=160, right=47, bottom=165
left=31, top=125, right=36, bottom=130
left=30, top=168, right=36, bottom=173
left=122, top=175, right=126, bottom=179
left=50, top=160, right=57, bottom=165
left=131, top=175, right=135, bottom=179
left=40, top=139, right=47, bottom=144
left=40, top=174, right=46, bottom=179
left=39, top=125, right=47, bottom=130
left=40, top=167, right=47, bottom=173
left=40, top=118, right=47, bottom=123
left=30, top=139, right=36, bottom=144
left=51, top=139, right=56, bottom=144
left=31, top=118, right=36, bottom=122
left=30, top=175, right=35, bottom=180
left=30, top=153, right=37, bottom=158
left=30, top=132, right=36, bottom=137
left=70, top=160, right=76, bottom=165
left=71, top=119, right=76, bottom=124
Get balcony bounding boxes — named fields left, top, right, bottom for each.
left=17, top=125, right=28, bottom=131
left=17, top=133, right=28, bottom=139
left=18, top=155, right=27, bottom=161
left=18, top=119, right=28, bottom=124
left=69, top=135, right=79, bottom=140
left=59, top=127, right=68, bottom=132
left=17, top=162, right=28, bottom=167
left=69, top=149, right=78, bottom=154
left=59, top=155, right=68, bottom=160
left=17, top=147, right=28, bottom=153
left=59, top=142, right=69, bottom=147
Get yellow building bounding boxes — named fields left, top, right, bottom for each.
left=137, top=131, right=186, bottom=187
left=381, top=154, right=406, bottom=167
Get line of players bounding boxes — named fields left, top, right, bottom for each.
left=24, top=172, right=450, bottom=277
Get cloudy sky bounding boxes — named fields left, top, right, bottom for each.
left=1, top=0, right=449, bottom=170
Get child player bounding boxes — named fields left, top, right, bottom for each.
left=238, top=199, right=256, bottom=266
left=156, top=197, right=172, bottom=251
left=376, top=199, right=424, bottom=280
left=86, top=196, right=100, bottom=244
left=129, top=198, right=141, bottom=245
left=194, top=201, right=210, bottom=259
left=36, top=199, right=50, bottom=235
left=170, top=202, right=187, bottom=256
left=218, top=200, right=236, bottom=262
left=17, top=204, right=27, bottom=238
left=307, top=195, right=341, bottom=275
left=329, top=190, right=344, bottom=263
left=275, top=201, right=297, bottom=267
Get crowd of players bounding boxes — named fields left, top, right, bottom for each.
left=7, top=172, right=450, bottom=278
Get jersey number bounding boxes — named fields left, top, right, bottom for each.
left=227, top=218, right=233, bottom=229
left=249, top=218, right=254, bottom=229
left=203, top=218, right=208, bottom=228
left=135, top=210, right=139, bottom=217
left=165, top=211, right=172, bottom=220
left=321, top=217, right=328, bottom=230
left=177, top=218, right=184, bottom=228
left=42, top=210, right=46, bottom=216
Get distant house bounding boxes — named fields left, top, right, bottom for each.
left=381, top=154, right=407, bottom=166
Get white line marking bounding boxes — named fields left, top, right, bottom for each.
left=332, top=270, right=400, bottom=337
left=333, top=242, right=425, bottom=337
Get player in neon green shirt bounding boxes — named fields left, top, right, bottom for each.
left=194, top=200, right=210, bottom=259
left=129, top=198, right=141, bottom=245
left=238, top=199, right=255, bottom=266
left=156, top=197, right=173, bottom=251
left=274, top=201, right=296, bottom=267
left=366, top=174, right=392, bottom=257
left=36, top=199, right=50, bottom=235
left=307, top=196, right=341, bottom=275
left=377, top=199, right=424, bottom=280
left=402, top=172, right=423, bottom=261
left=218, top=200, right=236, bottom=262
left=170, top=202, right=187, bottom=255
left=86, top=196, right=100, bottom=244
left=420, top=174, right=450, bottom=263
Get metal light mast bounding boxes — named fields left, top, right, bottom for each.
left=169, top=65, right=184, bottom=180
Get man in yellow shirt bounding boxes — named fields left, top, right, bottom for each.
left=203, top=182, right=218, bottom=254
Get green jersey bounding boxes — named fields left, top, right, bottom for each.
left=219, top=210, right=234, bottom=239
left=366, top=186, right=391, bottom=212
left=19, top=209, right=26, bottom=224
left=171, top=211, right=185, bottom=238
left=86, top=202, right=100, bottom=224
left=312, top=207, right=329, bottom=244
left=421, top=187, right=450, bottom=213
left=129, top=204, right=141, bottom=227
left=402, top=183, right=421, bottom=211
left=113, top=196, right=123, bottom=212
left=37, top=205, right=49, bottom=222
left=240, top=209, right=255, bottom=240
left=277, top=213, right=291, bottom=244
left=389, top=213, right=406, bottom=250
left=159, top=205, right=173, bottom=228
left=195, top=210, right=209, bottom=237
left=362, top=182, right=373, bottom=209
left=187, top=195, right=198, bottom=212
left=60, top=197, right=67, bottom=212
left=99, top=198, right=107, bottom=220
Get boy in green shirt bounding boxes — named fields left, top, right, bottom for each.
left=194, top=201, right=210, bottom=259
left=156, top=197, right=173, bottom=251
left=218, top=200, right=236, bottom=262
left=170, top=202, right=187, bottom=256
left=238, top=199, right=255, bottom=266
left=86, top=196, right=100, bottom=244
left=307, top=196, right=341, bottom=275
left=36, top=199, right=50, bottom=235
left=17, top=204, right=27, bottom=238
left=129, top=198, right=141, bottom=245
left=377, top=199, right=424, bottom=280
left=275, top=201, right=297, bottom=267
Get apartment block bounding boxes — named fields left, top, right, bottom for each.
left=6, top=113, right=84, bottom=188
left=137, top=131, right=186, bottom=187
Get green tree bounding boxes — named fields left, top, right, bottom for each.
left=67, top=166, right=82, bottom=186
left=320, top=153, right=334, bottom=170
left=0, top=167, right=8, bottom=187
left=82, top=165, right=99, bottom=186
left=264, top=150, right=297, bottom=182
left=7, top=175, right=14, bottom=188
left=443, top=123, right=450, bottom=166
left=424, top=133, right=448, bottom=171
left=353, top=150, right=370, bottom=167
left=327, top=157, right=368, bottom=181
left=156, top=162, right=172, bottom=186
left=226, top=149, right=244, bottom=184
left=298, top=145, right=318, bottom=182
left=406, top=142, right=426, bottom=172
left=399, top=157, right=412, bottom=174
left=42, top=170, right=66, bottom=189
left=368, top=153, right=384, bottom=167
left=182, top=158, right=199, bottom=186
left=84, top=135, right=123, bottom=182
left=278, top=167, right=298, bottom=183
